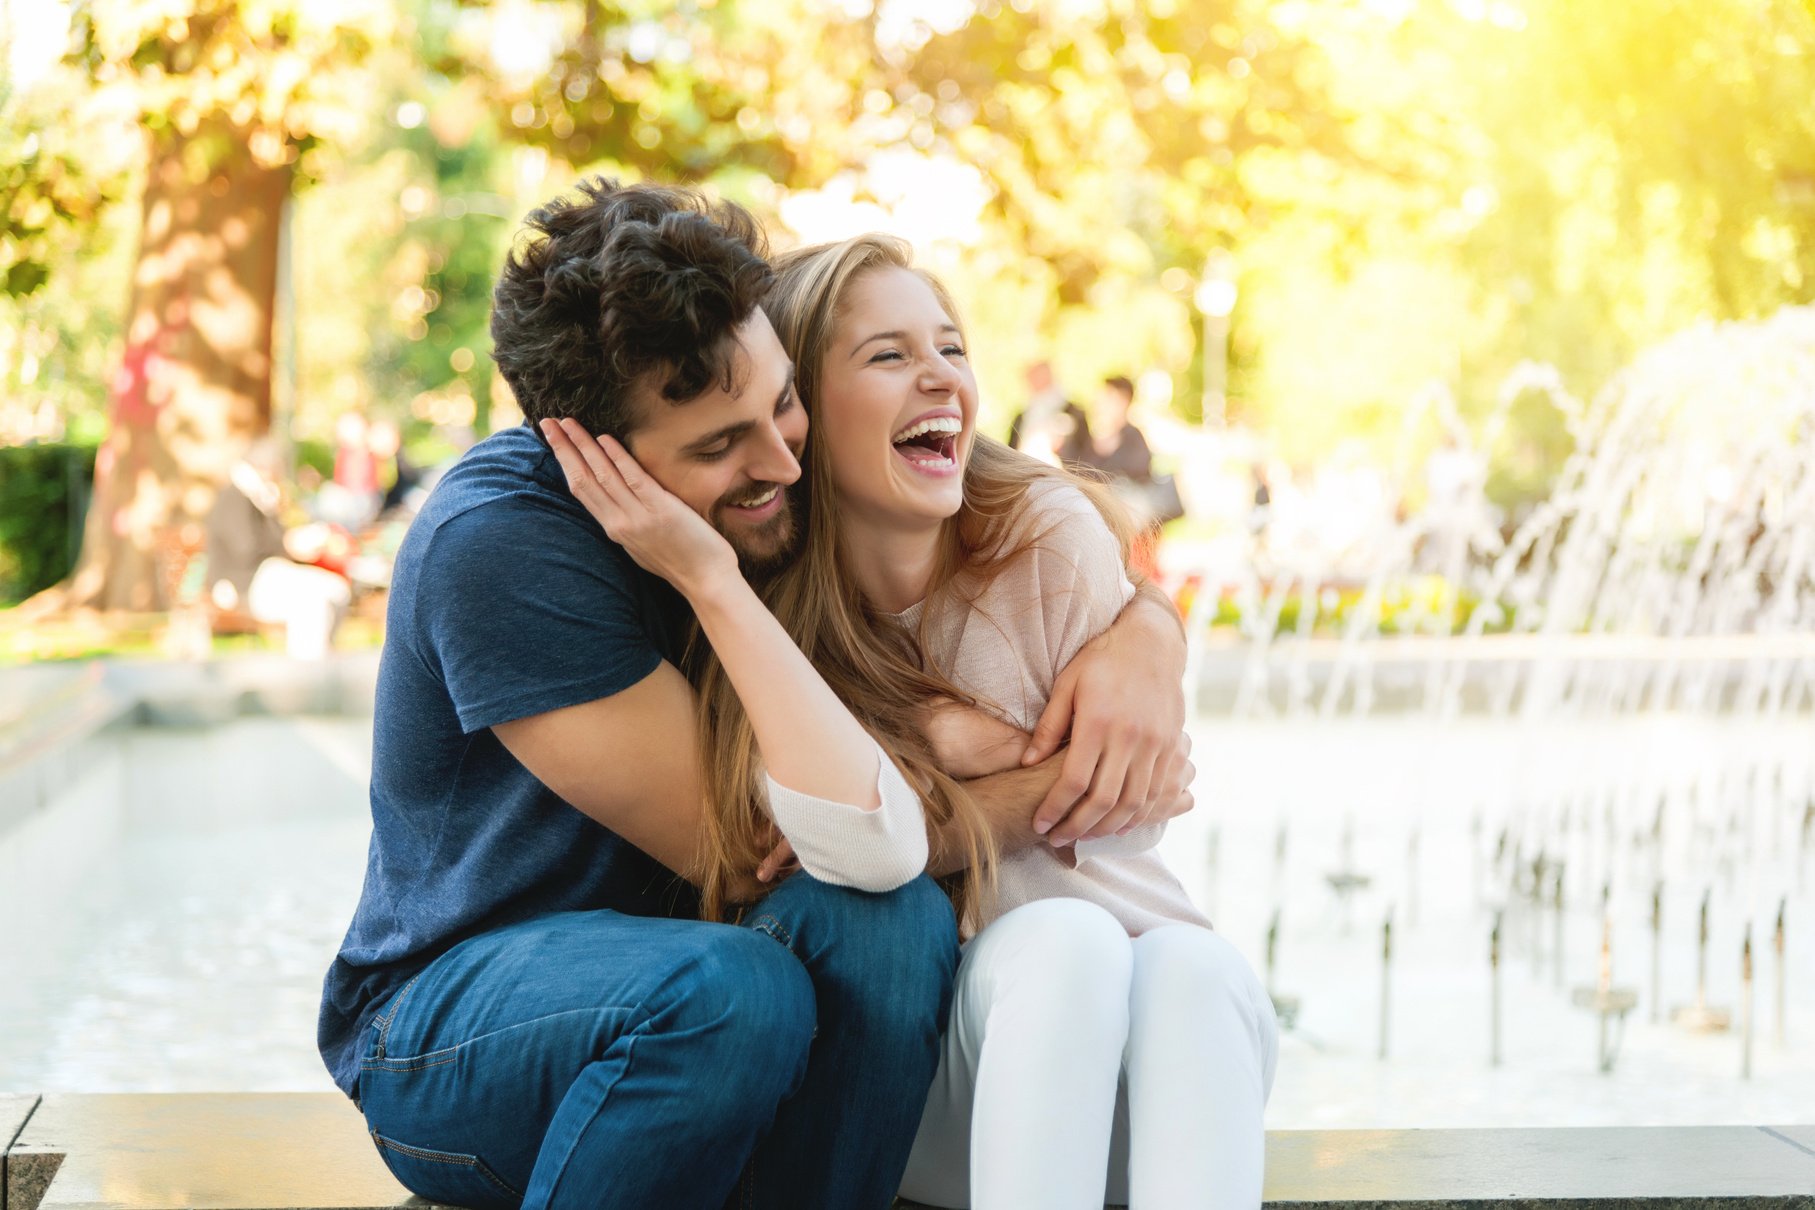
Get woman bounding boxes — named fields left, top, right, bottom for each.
left=548, top=236, right=1276, bottom=1208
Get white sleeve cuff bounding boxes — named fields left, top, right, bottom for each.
left=762, top=740, right=930, bottom=892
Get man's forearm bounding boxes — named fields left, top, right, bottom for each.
left=1127, top=576, right=1187, bottom=652
left=926, top=754, right=1064, bottom=877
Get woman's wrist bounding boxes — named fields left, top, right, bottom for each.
left=673, top=560, right=747, bottom=610
left=682, top=565, right=765, bottom=631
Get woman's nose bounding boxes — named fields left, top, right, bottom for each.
left=920, top=353, right=961, bottom=393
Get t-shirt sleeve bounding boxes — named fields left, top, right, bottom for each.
left=412, top=498, right=665, bottom=734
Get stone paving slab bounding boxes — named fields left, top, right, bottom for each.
left=9, top=1094, right=431, bottom=1210
left=1, top=1095, right=39, bottom=1148
left=8, top=1094, right=1814, bottom=1210
left=1763, top=1125, right=1815, bottom=1169
left=1261, top=1125, right=1815, bottom=1207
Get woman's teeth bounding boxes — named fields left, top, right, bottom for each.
left=892, top=415, right=963, bottom=444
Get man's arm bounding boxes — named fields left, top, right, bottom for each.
left=493, top=665, right=783, bottom=905
left=925, top=755, right=1066, bottom=877
left=925, top=726, right=1196, bottom=877
left=1024, top=577, right=1191, bottom=843
left=492, top=661, right=711, bottom=881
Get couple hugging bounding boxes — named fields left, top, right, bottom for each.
left=317, top=177, right=1278, bottom=1210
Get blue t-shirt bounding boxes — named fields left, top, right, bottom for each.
left=317, top=425, right=699, bottom=1097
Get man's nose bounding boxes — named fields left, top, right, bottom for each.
left=750, top=419, right=802, bottom=485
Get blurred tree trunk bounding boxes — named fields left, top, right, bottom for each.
left=59, top=122, right=289, bottom=613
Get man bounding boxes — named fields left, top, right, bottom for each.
left=1082, top=375, right=1154, bottom=485
left=319, top=179, right=1191, bottom=1209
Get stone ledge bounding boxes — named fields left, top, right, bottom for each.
left=2, top=1095, right=45, bottom=1210
left=5, top=1094, right=1814, bottom=1210
left=6, top=1094, right=431, bottom=1210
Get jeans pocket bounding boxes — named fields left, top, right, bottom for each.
left=371, top=1131, right=523, bottom=1210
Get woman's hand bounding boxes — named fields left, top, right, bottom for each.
left=920, top=698, right=1033, bottom=780
left=541, top=418, right=739, bottom=599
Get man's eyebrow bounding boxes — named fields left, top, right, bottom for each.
left=850, top=325, right=960, bottom=356
left=679, top=368, right=796, bottom=455
left=681, top=419, right=755, bottom=455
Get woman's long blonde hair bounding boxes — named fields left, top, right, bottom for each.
left=687, top=233, right=1134, bottom=927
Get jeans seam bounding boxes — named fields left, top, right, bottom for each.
left=746, top=914, right=795, bottom=951
left=360, top=1049, right=460, bottom=1073
left=371, top=973, right=422, bottom=1060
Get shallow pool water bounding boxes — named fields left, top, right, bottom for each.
left=4, top=708, right=1811, bottom=1129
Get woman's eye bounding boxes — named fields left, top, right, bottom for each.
left=942, top=344, right=967, bottom=358
left=869, top=350, right=905, bottom=363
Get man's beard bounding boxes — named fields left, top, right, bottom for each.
left=713, top=480, right=807, bottom=580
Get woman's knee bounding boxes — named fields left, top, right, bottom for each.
left=970, top=898, right=1133, bottom=1020
left=1134, top=928, right=1277, bottom=1041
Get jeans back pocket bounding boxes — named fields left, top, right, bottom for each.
left=371, top=1130, right=523, bottom=1209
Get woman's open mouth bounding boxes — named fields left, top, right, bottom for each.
left=891, top=415, right=963, bottom=477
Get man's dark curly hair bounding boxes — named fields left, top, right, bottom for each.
left=490, top=177, right=774, bottom=439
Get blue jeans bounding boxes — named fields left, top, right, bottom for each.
left=356, top=873, right=958, bottom=1210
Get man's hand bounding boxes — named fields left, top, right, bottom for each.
left=1024, top=581, right=1191, bottom=843
left=756, top=833, right=799, bottom=884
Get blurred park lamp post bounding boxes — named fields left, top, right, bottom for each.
left=1194, top=251, right=1238, bottom=427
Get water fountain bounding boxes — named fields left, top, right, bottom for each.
left=1774, top=897, right=1787, bottom=1048
left=1672, top=889, right=1733, bottom=1033
left=1571, top=913, right=1637, bottom=1073
left=1173, top=306, right=1815, bottom=1121
left=1379, top=908, right=1393, bottom=1061
left=1265, top=907, right=1301, bottom=1030
left=1489, top=909, right=1504, bottom=1067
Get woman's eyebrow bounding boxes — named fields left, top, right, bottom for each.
left=850, top=324, right=961, bottom=356
left=851, top=329, right=908, bottom=356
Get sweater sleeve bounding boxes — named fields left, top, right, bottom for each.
left=1071, top=822, right=1165, bottom=864
left=1026, top=484, right=1166, bottom=864
left=1030, top=484, right=1139, bottom=675
left=761, top=739, right=929, bottom=892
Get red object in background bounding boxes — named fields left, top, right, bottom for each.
left=303, top=524, right=358, bottom=579
left=1131, top=530, right=1163, bottom=585
left=334, top=444, right=379, bottom=494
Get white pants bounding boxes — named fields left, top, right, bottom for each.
left=898, top=899, right=1278, bottom=1210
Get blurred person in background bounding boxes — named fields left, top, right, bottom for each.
left=204, top=437, right=351, bottom=659
left=368, top=417, right=428, bottom=518
left=1007, top=359, right=1091, bottom=468
left=316, top=410, right=383, bottom=529
left=1083, top=375, right=1154, bottom=485
left=1083, top=374, right=1177, bottom=582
